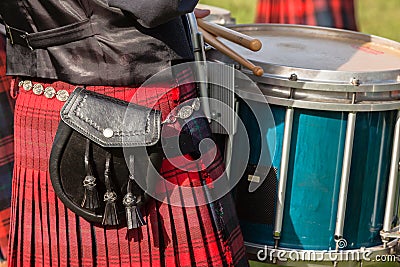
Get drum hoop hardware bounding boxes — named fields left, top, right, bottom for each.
left=350, top=78, right=361, bottom=86
left=242, top=69, right=400, bottom=93
left=238, top=89, right=400, bottom=112
left=288, top=73, right=298, bottom=82
left=381, top=225, right=400, bottom=240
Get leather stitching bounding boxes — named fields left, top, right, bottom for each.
left=62, top=88, right=161, bottom=147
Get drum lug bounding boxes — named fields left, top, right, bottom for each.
left=350, top=77, right=361, bottom=86
left=234, top=63, right=241, bottom=70
left=289, top=73, right=298, bottom=81
left=380, top=225, right=400, bottom=247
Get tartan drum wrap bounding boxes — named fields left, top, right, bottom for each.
left=8, top=68, right=248, bottom=266
left=0, top=34, right=14, bottom=262
left=256, top=0, right=358, bottom=31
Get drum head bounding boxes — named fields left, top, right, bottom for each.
left=217, top=24, right=400, bottom=86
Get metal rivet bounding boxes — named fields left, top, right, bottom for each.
left=103, top=128, right=114, bottom=138
left=22, top=80, right=33, bottom=91
left=44, top=87, right=56, bottom=99
left=56, top=90, right=69, bottom=101
left=32, top=83, right=44, bottom=95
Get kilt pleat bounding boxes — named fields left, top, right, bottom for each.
left=8, top=78, right=248, bottom=267
left=256, top=0, right=357, bottom=31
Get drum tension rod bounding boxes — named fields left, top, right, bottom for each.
left=351, top=92, right=357, bottom=104
left=272, top=75, right=297, bottom=260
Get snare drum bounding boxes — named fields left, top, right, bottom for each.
left=196, top=4, right=235, bottom=25
left=214, top=24, right=400, bottom=264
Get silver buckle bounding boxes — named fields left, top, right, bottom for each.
left=162, top=98, right=201, bottom=124
left=4, top=24, right=33, bottom=50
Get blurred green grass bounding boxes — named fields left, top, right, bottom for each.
left=199, top=0, right=400, bottom=42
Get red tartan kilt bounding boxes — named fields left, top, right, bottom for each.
left=8, top=76, right=248, bottom=266
left=0, top=34, right=14, bottom=262
left=255, top=0, right=357, bottom=31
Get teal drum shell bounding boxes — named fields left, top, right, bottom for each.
left=238, top=101, right=396, bottom=250
left=214, top=24, right=400, bottom=252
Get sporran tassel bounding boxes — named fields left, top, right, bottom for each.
left=81, top=175, right=100, bottom=209
left=102, top=153, right=120, bottom=226
left=102, top=191, right=119, bottom=226
left=123, top=193, right=146, bottom=229
left=123, top=155, right=146, bottom=229
left=81, top=139, right=100, bottom=209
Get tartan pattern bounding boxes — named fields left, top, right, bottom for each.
left=8, top=72, right=248, bottom=266
left=0, top=34, right=13, bottom=262
left=256, top=0, right=358, bottom=31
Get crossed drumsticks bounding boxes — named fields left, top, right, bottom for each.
left=197, top=18, right=264, bottom=76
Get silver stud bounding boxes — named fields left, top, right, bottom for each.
left=192, top=98, right=200, bottom=111
left=178, top=105, right=193, bottom=120
left=56, top=90, right=69, bottom=102
left=32, top=83, right=44, bottom=95
left=22, top=80, right=33, bottom=91
left=103, top=128, right=114, bottom=138
left=44, top=87, right=56, bottom=99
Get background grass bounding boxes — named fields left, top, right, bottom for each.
left=199, top=0, right=400, bottom=42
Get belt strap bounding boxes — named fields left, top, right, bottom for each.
left=5, top=19, right=98, bottom=50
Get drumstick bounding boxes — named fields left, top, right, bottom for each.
left=197, top=19, right=262, bottom=52
left=198, top=26, right=264, bottom=76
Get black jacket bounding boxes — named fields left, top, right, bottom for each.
left=0, top=0, right=197, bottom=86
